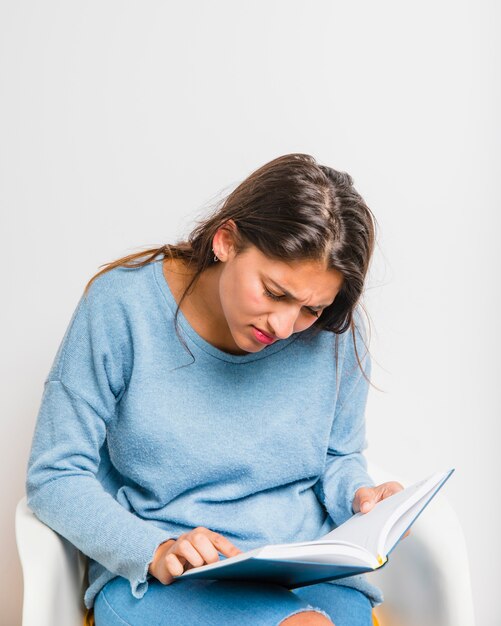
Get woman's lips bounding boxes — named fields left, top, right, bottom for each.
left=252, top=326, right=277, bottom=345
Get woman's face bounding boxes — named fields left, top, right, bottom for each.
left=210, top=226, right=344, bottom=355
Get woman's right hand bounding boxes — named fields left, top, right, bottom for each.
left=148, top=526, right=243, bottom=585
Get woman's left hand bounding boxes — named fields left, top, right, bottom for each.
left=352, top=481, right=411, bottom=538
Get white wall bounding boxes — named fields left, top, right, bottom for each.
left=1, top=1, right=499, bottom=624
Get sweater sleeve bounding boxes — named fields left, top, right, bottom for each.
left=25, top=282, right=173, bottom=600
left=313, top=313, right=375, bottom=526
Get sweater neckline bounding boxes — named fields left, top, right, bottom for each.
left=152, top=257, right=299, bottom=363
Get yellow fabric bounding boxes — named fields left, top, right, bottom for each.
left=83, top=608, right=95, bottom=626
left=372, top=610, right=380, bottom=626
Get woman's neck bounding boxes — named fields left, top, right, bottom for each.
left=161, top=257, right=248, bottom=355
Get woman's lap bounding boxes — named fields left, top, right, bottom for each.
left=295, top=584, right=373, bottom=625
left=94, top=576, right=373, bottom=626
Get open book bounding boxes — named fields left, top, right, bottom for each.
left=180, top=468, right=454, bottom=589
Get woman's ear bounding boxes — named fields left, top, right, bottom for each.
left=213, top=220, right=238, bottom=262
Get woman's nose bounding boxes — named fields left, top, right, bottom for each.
left=268, top=309, right=298, bottom=340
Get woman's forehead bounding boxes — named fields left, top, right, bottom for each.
left=248, top=249, right=343, bottom=303
left=250, top=247, right=333, bottom=276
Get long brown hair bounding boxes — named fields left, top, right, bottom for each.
left=84, top=153, right=378, bottom=385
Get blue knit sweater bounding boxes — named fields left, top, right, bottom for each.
left=25, top=256, right=383, bottom=609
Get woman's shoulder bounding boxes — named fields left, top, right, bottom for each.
left=83, top=260, right=160, bottom=307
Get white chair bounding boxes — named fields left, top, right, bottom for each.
left=15, top=495, right=89, bottom=626
left=15, top=463, right=476, bottom=626
left=366, top=462, right=476, bottom=626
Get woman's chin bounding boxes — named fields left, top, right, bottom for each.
left=230, top=329, right=266, bottom=354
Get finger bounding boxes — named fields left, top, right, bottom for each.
left=360, top=498, right=375, bottom=513
left=208, top=530, right=243, bottom=558
left=174, top=538, right=206, bottom=569
left=164, top=552, right=185, bottom=577
left=190, top=531, right=223, bottom=565
left=354, top=487, right=376, bottom=513
left=379, top=481, right=404, bottom=498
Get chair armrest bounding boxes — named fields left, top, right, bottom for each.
left=15, top=495, right=88, bottom=626
left=367, top=462, right=475, bottom=626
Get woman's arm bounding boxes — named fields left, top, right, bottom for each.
left=313, top=315, right=375, bottom=526
left=26, top=279, right=173, bottom=602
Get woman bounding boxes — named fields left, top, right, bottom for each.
left=26, top=153, right=404, bottom=626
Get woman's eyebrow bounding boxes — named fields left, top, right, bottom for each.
left=266, top=278, right=333, bottom=310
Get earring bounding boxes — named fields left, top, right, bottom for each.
left=212, top=249, right=219, bottom=262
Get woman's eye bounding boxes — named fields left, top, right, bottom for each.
left=264, top=287, right=321, bottom=318
left=263, top=288, right=284, bottom=301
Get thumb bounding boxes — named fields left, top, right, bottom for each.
left=360, top=498, right=374, bottom=513
left=354, top=487, right=376, bottom=514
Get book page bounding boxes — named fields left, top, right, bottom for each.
left=319, top=469, right=453, bottom=558
left=257, top=541, right=377, bottom=569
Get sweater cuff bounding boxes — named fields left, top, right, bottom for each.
left=128, top=530, right=176, bottom=600
left=326, top=474, right=376, bottom=527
